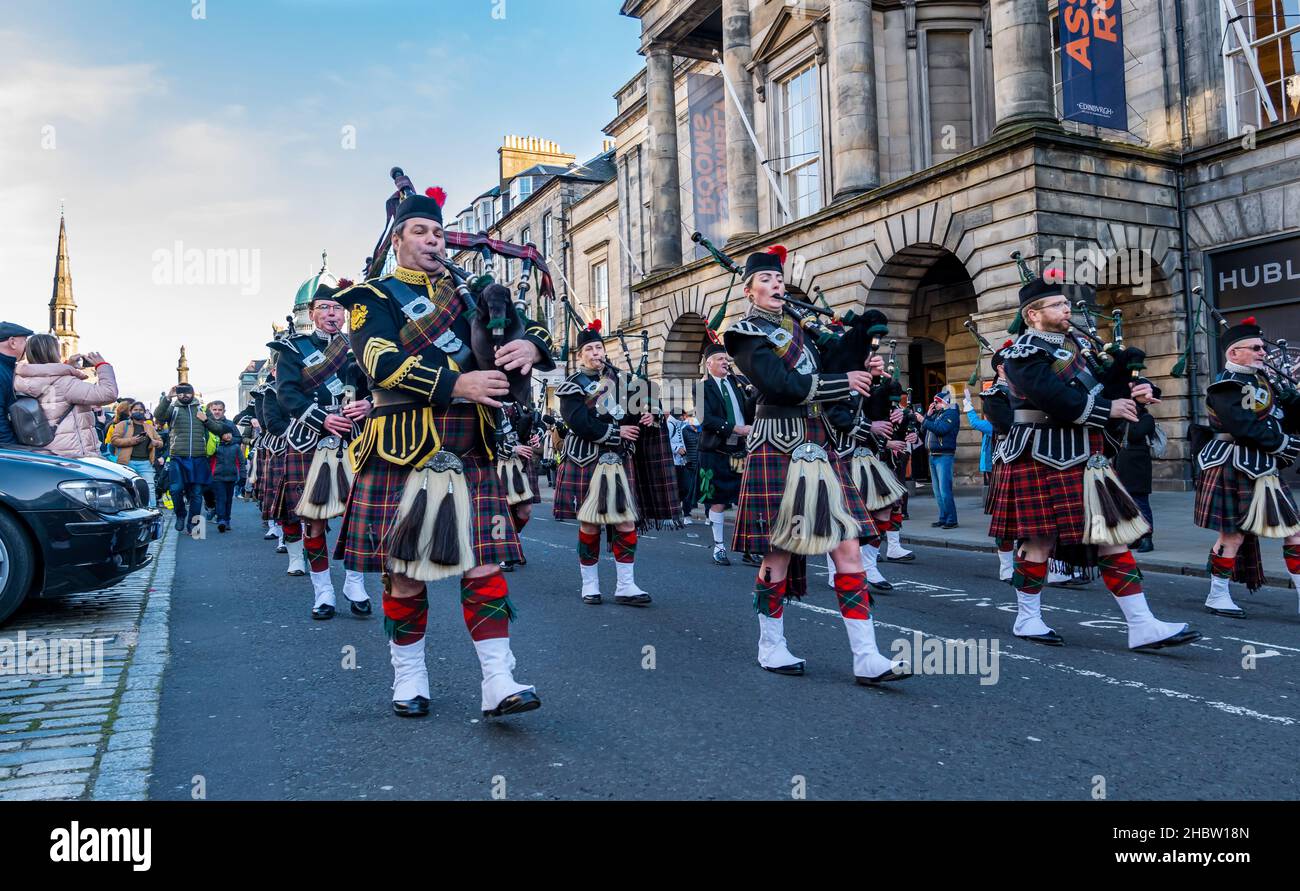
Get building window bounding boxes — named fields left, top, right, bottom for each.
left=591, top=260, right=609, bottom=317
left=1223, top=0, right=1300, bottom=135
left=778, top=62, right=822, bottom=221
left=509, top=176, right=534, bottom=208
left=923, top=30, right=975, bottom=165
left=542, top=212, right=553, bottom=259
left=520, top=225, right=532, bottom=250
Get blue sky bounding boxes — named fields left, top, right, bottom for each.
left=1, top=0, right=642, bottom=403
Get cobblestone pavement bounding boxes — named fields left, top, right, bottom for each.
left=0, top=524, right=175, bottom=801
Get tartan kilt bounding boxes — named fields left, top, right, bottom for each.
left=552, top=450, right=637, bottom=521
left=633, top=421, right=682, bottom=523
left=982, top=460, right=1003, bottom=516
left=336, top=407, right=523, bottom=573
left=1192, top=462, right=1294, bottom=533
left=987, top=445, right=1093, bottom=544
left=697, top=449, right=743, bottom=508
left=272, top=446, right=314, bottom=523
left=732, top=419, right=873, bottom=555
left=519, top=454, right=542, bottom=505
left=259, top=450, right=285, bottom=521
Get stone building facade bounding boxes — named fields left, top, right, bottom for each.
left=602, top=0, right=1300, bottom=490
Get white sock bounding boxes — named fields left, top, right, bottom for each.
left=709, top=509, right=725, bottom=547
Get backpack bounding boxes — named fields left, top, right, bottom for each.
left=7, top=397, right=76, bottom=448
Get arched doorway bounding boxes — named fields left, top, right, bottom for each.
left=662, top=311, right=708, bottom=414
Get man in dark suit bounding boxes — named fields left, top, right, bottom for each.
left=698, top=340, right=760, bottom=566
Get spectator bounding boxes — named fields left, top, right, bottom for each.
left=155, top=383, right=226, bottom=532
left=681, top=414, right=701, bottom=522
left=12, top=336, right=119, bottom=459
left=921, top=389, right=960, bottom=529
left=667, top=409, right=691, bottom=523
left=1115, top=412, right=1157, bottom=553
left=0, top=321, right=34, bottom=445
left=153, top=424, right=171, bottom=507
left=111, top=400, right=163, bottom=503
left=203, top=400, right=238, bottom=520
left=209, top=420, right=245, bottom=533
left=963, top=389, right=997, bottom=484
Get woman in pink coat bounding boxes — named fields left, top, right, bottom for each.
left=13, top=333, right=119, bottom=459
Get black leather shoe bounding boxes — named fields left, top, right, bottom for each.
left=392, top=696, right=430, bottom=718
left=931, top=521, right=945, bottom=527
left=741, top=552, right=762, bottom=567
left=174, top=515, right=186, bottom=532
left=855, top=665, right=911, bottom=685
left=883, top=551, right=916, bottom=563
left=761, top=660, right=805, bottom=676
left=869, top=578, right=894, bottom=591
left=312, top=603, right=336, bottom=620
left=483, top=688, right=541, bottom=718
left=712, top=547, right=731, bottom=566
left=1205, top=605, right=1246, bottom=619
left=276, top=543, right=288, bottom=554
left=1016, top=630, right=1065, bottom=646
left=615, top=592, right=653, bottom=607
left=1134, top=627, right=1202, bottom=651
left=349, top=598, right=373, bottom=617
left=499, top=560, right=515, bottom=573
left=582, top=593, right=602, bottom=605
left=941, top=523, right=959, bottom=529
left=218, top=523, right=228, bottom=533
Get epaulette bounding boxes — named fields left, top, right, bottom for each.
left=1000, top=332, right=1050, bottom=360
left=725, top=318, right=774, bottom=339
left=555, top=379, right=584, bottom=397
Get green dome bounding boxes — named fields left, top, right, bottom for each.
left=294, top=251, right=337, bottom=309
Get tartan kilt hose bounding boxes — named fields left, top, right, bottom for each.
left=552, top=451, right=637, bottom=521
left=259, top=450, right=286, bottom=521
left=987, top=443, right=1098, bottom=544
left=1192, top=462, right=1298, bottom=533
left=697, top=449, right=743, bottom=509
left=272, top=446, right=314, bottom=523
left=336, top=407, right=523, bottom=573
left=732, top=420, right=872, bottom=555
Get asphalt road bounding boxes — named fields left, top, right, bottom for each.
left=150, top=495, right=1300, bottom=801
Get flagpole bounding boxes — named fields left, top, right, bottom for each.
left=711, top=48, right=792, bottom=221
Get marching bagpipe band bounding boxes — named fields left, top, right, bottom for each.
left=356, top=167, right=557, bottom=581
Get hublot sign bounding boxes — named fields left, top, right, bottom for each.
left=1208, top=234, right=1300, bottom=311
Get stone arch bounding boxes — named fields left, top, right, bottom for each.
left=662, top=311, right=708, bottom=413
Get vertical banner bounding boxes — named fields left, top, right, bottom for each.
left=686, top=73, right=729, bottom=261
left=1059, top=0, right=1127, bottom=131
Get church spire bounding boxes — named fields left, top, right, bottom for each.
left=49, top=211, right=79, bottom=362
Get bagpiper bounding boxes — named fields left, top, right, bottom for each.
left=976, top=341, right=1015, bottom=580
left=552, top=320, right=654, bottom=606
left=989, top=267, right=1200, bottom=651
left=1193, top=315, right=1300, bottom=618
left=258, top=376, right=290, bottom=554
left=823, top=312, right=909, bottom=592
left=336, top=187, right=549, bottom=719
left=724, top=246, right=910, bottom=685
left=697, top=331, right=760, bottom=567
left=497, top=399, right=544, bottom=572
left=267, top=277, right=374, bottom=621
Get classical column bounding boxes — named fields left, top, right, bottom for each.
left=646, top=43, right=684, bottom=273
left=829, top=0, right=880, bottom=201
left=722, top=0, right=758, bottom=245
left=989, top=0, right=1057, bottom=133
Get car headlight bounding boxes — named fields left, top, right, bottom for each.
left=58, top=480, right=136, bottom=514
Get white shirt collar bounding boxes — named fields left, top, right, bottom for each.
left=1028, top=327, right=1066, bottom=345
left=1225, top=361, right=1257, bottom=374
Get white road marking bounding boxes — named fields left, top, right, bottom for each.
left=1218, top=636, right=1300, bottom=655
left=785, top=598, right=1298, bottom=727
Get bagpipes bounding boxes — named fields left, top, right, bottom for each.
left=366, top=166, right=556, bottom=577
left=1010, top=251, right=1149, bottom=547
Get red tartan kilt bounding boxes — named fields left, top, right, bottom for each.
left=272, top=447, right=314, bottom=523
left=259, top=450, right=285, bottom=520
left=987, top=451, right=1088, bottom=544
left=335, top=407, right=522, bottom=573
left=732, top=421, right=873, bottom=555
left=551, top=450, right=637, bottom=521
left=1193, top=462, right=1282, bottom=533
left=983, top=461, right=1003, bottom=515
left=520, top=455, right=542, bottom=505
